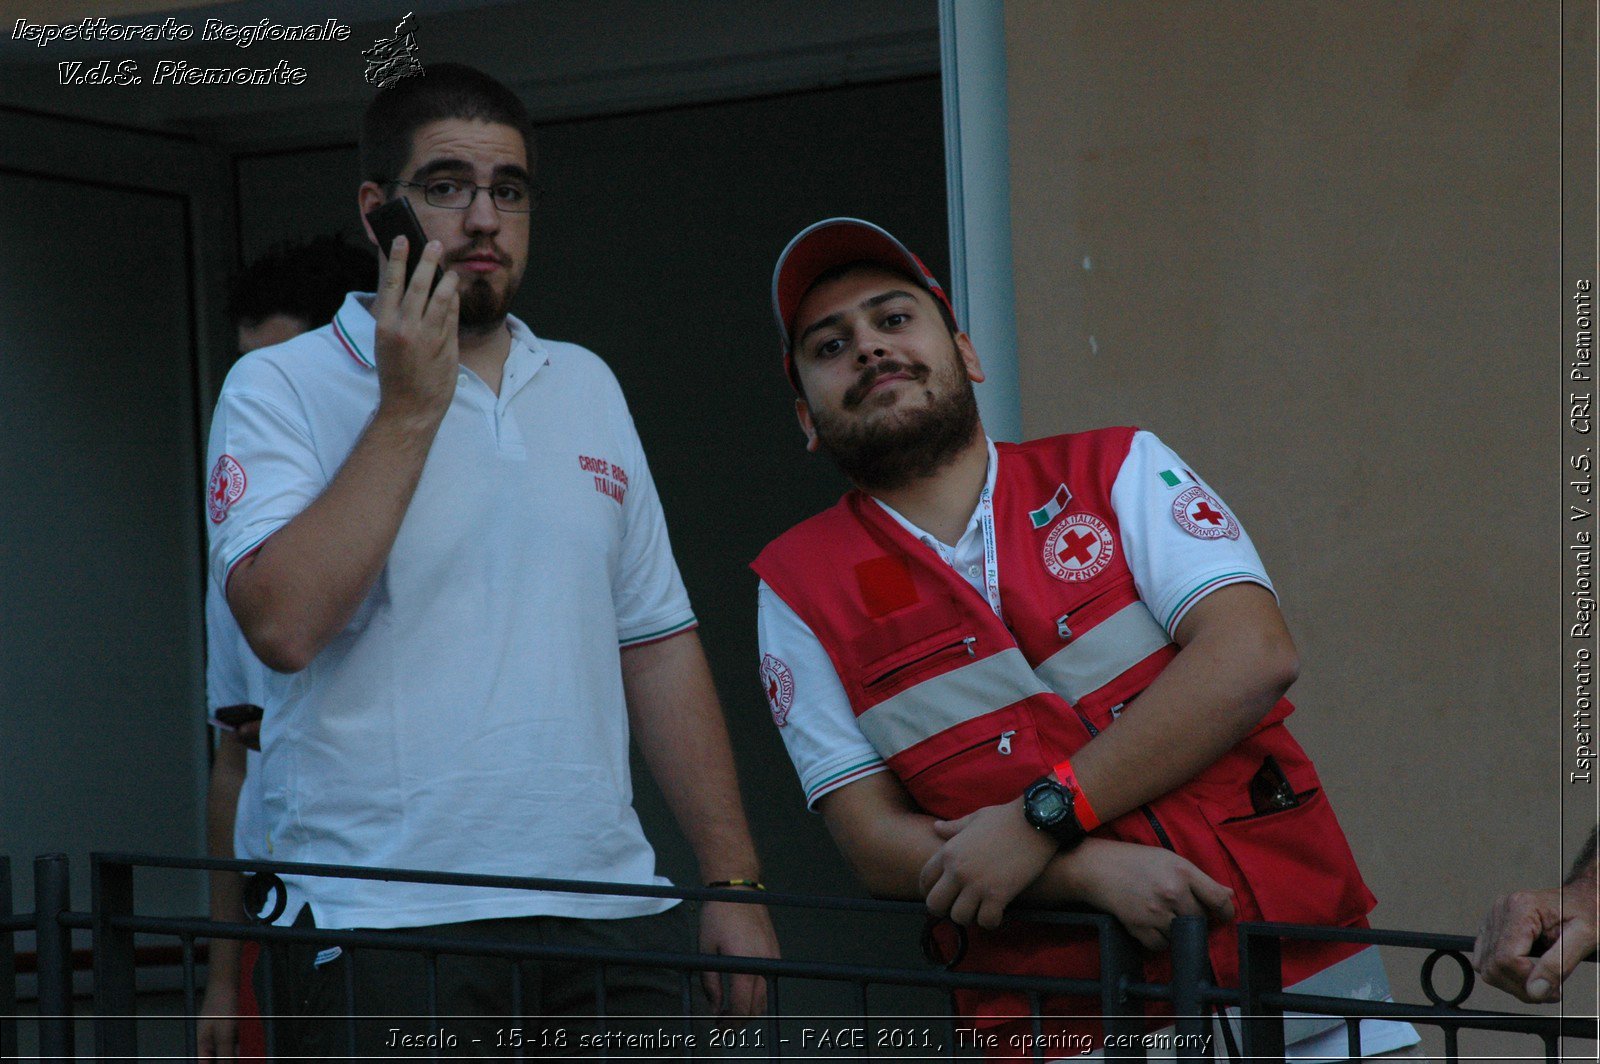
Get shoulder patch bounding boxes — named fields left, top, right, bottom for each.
left=1172, top=486, right=1240, bottom=540
left=208, top=455, right=246, bottom=524
left=760, top=654, right=795, bottom=727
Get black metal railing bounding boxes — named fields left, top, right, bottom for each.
left=3, top=852, right=1595, bottom=1061
left=0, top=855, right=19, bottom=1060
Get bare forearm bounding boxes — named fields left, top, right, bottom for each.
left=1071, top=585, right=1297, bottom=823
left=1019, top=840, right=1124, bottom=906
left=827, top=807, right=942, bottom=900
left=624, top=633, right=763, bottom=881
left=823, top=784, right=1129, bottom=908
left=205, top=737, right=248, bottom=987
left=228, top=405, right=442, bottom=672
left=227, top=244, right=462, bottom=673
left=835, top=822, right=1096, bottom=907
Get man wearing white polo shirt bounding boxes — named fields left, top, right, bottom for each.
left=204, top=64, right=775, bottom=1056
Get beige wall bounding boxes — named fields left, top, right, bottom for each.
left=1004, top=0, right=1590, bottom=1029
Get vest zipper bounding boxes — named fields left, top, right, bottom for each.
left=1070, top=709, right=1177, bottom=852
left=865, top=635, right=977, bottom=687
left=1054, top=592, right=1110, bottom=643
left=907, top=726, right=1019, bottom=781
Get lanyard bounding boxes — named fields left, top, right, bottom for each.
left=976, top=486, right=1005, bottom=624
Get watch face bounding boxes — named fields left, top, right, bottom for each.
left=1031, top=788, right=1068, bottom=821
left=1025, top=776, right=1086, bottom=848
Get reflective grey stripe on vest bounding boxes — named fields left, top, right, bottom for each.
left=857, top=647, right=1050, bottom=761
left=1034, top=602, right=1173, bottom=705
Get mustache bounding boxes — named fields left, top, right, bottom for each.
left=447, top=243, right=510, bottom=265
left=843, top=359, right=929, bottom=408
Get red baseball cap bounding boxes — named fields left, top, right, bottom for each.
left=771, top=218, right=956, bottom=389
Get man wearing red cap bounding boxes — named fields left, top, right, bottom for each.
left=752, top=219, right=1421, bottom=1058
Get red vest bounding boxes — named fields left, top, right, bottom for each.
left=754, top=428, right=1376, bottom=1028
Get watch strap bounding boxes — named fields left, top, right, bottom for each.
left=1050, top=757, right=1102, bottom=831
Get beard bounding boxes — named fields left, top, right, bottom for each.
left=808, top=346, right=981, bottom=493
left=453, top=252, right=523, bottom=335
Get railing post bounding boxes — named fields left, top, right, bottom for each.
left=1099, top=918, right=1147, bottom=1061
left=1168, top=916, right=1209, bottom=1060
left=91, top=854, right=138, bottom=1058
left=33, top=854, right=74, bottom=1060
left=1237, top=924, right=1285, bottom=1064
left=0, top=856, right=17, bottom=1060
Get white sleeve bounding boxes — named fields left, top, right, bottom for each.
left=608, top=385, right=696, bottom=647
left=205, top=574, right=279, bottom=726
left=1111, top=430, right=1275, bottom=636
left=205, top=581, right=256, bottom=718
left=204, top=384, right=327, bottom=595
left=757, top=580, right=887, bottom=810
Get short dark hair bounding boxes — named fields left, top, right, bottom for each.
left=359, top=62, right=537, bottom=186
left=230, top=235, right=377, bottom=329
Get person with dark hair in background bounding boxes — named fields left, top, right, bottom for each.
left=198, top=236, right=375, bottom=1062
left=204, top=64, right=776, bottom=1057
left=230, top=236, right=379, bottom=353
left=752, top=218, right=1420, bottom=1059
left=1475, top=827, right=1598, bottom=1004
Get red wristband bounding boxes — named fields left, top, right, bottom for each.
left=1051, top=758, right=1101, bottom=831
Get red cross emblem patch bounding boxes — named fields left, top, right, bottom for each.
left=1043, top=513, right=1115, bottom=582
left=1172, top=486, right=1240, bottom=540
left=207, top=454, right=246, bottom=524
left=759, top=653, right=795, bottom=727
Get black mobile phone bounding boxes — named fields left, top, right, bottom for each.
left=1248, top=755, right=1301, bottom=814
left=214, top=703, right=264, bottom=729
left=365, top=197, right=440, bottom=291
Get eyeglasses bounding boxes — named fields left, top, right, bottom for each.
left=389, top=177, right=535, bottom=213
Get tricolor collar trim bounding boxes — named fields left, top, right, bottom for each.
left=331, top=307, right=372, bottom=368
left=329, top=292, right=547, bottom=373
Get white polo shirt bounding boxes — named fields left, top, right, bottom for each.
left=205, top=293, right=695, bottom=929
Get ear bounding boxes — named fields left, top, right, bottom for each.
left=955, top=332, right=986, bottom=384
left=357, top=183, right=389, bottom=257
left=795, top=398, right=820, bottom=453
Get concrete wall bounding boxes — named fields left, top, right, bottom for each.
left=1003, top=0, right=1592, bottom=1041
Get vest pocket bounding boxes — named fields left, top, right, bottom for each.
left=1050, top=574, right=1139, bottom=641
left=900, top=716, right=1050, bottom=820
left=863, top=635, right=977, bottom=691
left=1205, top=788, right=1376, bottom=925
left=850, top=600, right=971, bottom=697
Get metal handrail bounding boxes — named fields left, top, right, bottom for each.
left=1, top=852, right=1593, bottom=1063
